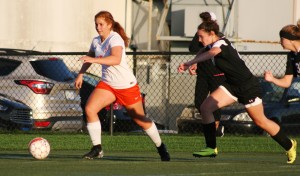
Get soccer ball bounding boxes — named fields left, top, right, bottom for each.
left=28, top=137, right=50, bottom=160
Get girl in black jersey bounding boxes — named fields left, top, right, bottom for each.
left=263, top=21, right=300, bottom=164
left=265, top=20, right=300, bottom=88
left=178, top=19, right=297, bottom=164
left=188, top=12, right=226, bottom=137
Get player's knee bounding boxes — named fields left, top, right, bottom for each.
left=133, top=118, right=152, bottom=129
left=85, top=105, right=97, bottom=117
left=200, top=104, right=213, bottom=116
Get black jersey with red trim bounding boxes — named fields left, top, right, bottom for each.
left=285, top=51, right=300, bottom=77
left=212, top=38, right=253, bottom=85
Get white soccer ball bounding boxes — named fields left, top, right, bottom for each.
left=28, top=137, right=50, bottom=160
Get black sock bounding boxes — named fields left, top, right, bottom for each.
left=202, top=122, right=216, bottom=149
left=94, top=144, right=102, bottom=151
left=271, top=128, right=292, bottom=151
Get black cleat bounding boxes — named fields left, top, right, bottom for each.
left=82, top=145, right=104, bottom=159
left=157, top=143, right=170, bottom=161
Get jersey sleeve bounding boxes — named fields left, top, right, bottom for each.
left=110, top=34, right=124, bottom=48
left=212, top=39, right=227, bottom=48
left=285, top=53, right=294, bottom=75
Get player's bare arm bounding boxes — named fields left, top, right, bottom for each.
left=184, top=47, right=221, bottom=66
left=79, top=46, right=122, bottom=65
left=265, top=72, right=293, bottom=88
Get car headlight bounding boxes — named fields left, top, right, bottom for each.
left=232, top=112, right=253, bottom=122
left=30, top=111, right=33, bottom=119
left=0, top=104, right=8, bottom=111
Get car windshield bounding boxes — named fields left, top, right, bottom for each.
left=259, top=78, right=285, bottom=102
left=30, top=59, right=75, bottom=82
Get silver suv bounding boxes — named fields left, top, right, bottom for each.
left=0, top=49, right=82, bottom=131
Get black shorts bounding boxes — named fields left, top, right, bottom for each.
left=221, top=77, right=262, bottom=105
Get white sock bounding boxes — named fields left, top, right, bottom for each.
left=87, top=121, right=101, bottom=146
left=144, top=122, right=162, bottom=147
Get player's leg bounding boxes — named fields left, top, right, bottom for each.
left=120, top=84, right=170, bottom=161
left=196, top=74, right=224, bottom=136
left=83, top=87, right=116, bottom=159
left=246, top=102, right=297, bottom=164
left=208, top=76, right=226, bottom=137
left=194, top=75, right=209, bottom=113
left=193, top=86, right=236, bottom=157
left=195, top=76, right=222, bottom=133
left=125, top=101, right=170, bottom=161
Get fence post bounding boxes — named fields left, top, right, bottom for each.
left=130, top=44, right=137, bottom=76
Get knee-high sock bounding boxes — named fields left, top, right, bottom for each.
left=271, top=128, right=292, bottom=151
left=87, top=121, right=101, bottom=146
left=144, top=122, right=162, bottom=147
left=203, top=122, right=216, bottom=148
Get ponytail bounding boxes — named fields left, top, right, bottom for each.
left=113, top=22, right=129, bottom=47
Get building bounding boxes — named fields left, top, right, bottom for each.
left=0, top=0, right=299, bottom=52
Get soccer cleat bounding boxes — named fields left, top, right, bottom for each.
left=157, top=143, right=171, bottom=161
left=82, top=145, right=104, bottom=159
left=193, top=147, right=218, bottom=158
left=286, top=139, right=297, bottom=164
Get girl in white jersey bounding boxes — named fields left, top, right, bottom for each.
left=178, top=19, right=296, bottom=164
left=75, top=11, right=170, bottom=161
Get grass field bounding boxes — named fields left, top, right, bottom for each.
left=0, top=133, right=299, bottom=176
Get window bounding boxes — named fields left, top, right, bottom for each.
left=0, top=58, right=21, bottom=76
left=30, top=59, right=75, bottom=82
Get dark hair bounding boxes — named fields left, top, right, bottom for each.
left=199, top=12, right=215, bottom=22
left=279, top=19, right=300, bottom=40
left=94, top=11, right=129, bottom=47
left=197, top=12, right=219, bottom=34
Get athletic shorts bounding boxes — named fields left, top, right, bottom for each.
left=96, top=81, right=142, bottom=106
left=220, top=77, right=263, bottom=108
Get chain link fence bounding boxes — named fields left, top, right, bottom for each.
left=1, top=50, right=299, bottom=136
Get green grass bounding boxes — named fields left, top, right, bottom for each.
left=0, top=132, right=298, bottom=152
left=0, top=133, right=299, bottom=176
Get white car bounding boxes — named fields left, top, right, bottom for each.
left=0, top=49, right=82, bottom=131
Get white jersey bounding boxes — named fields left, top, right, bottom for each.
left=89, top=31, right=137, bottom=89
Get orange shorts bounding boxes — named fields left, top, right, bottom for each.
left=95, top=81, right=142, bottom=106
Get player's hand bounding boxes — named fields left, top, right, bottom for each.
left=79, top=56, right=94, bottom=63
left=264, top=70, right=274, bottom=82
left=74, top=74, right=83, bottom=89
left=178, top=63, right=189, bottom=73
left=188, top=64, right=197, bottom=75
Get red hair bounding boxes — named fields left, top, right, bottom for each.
left=94, top=11, right=129, bottom=47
